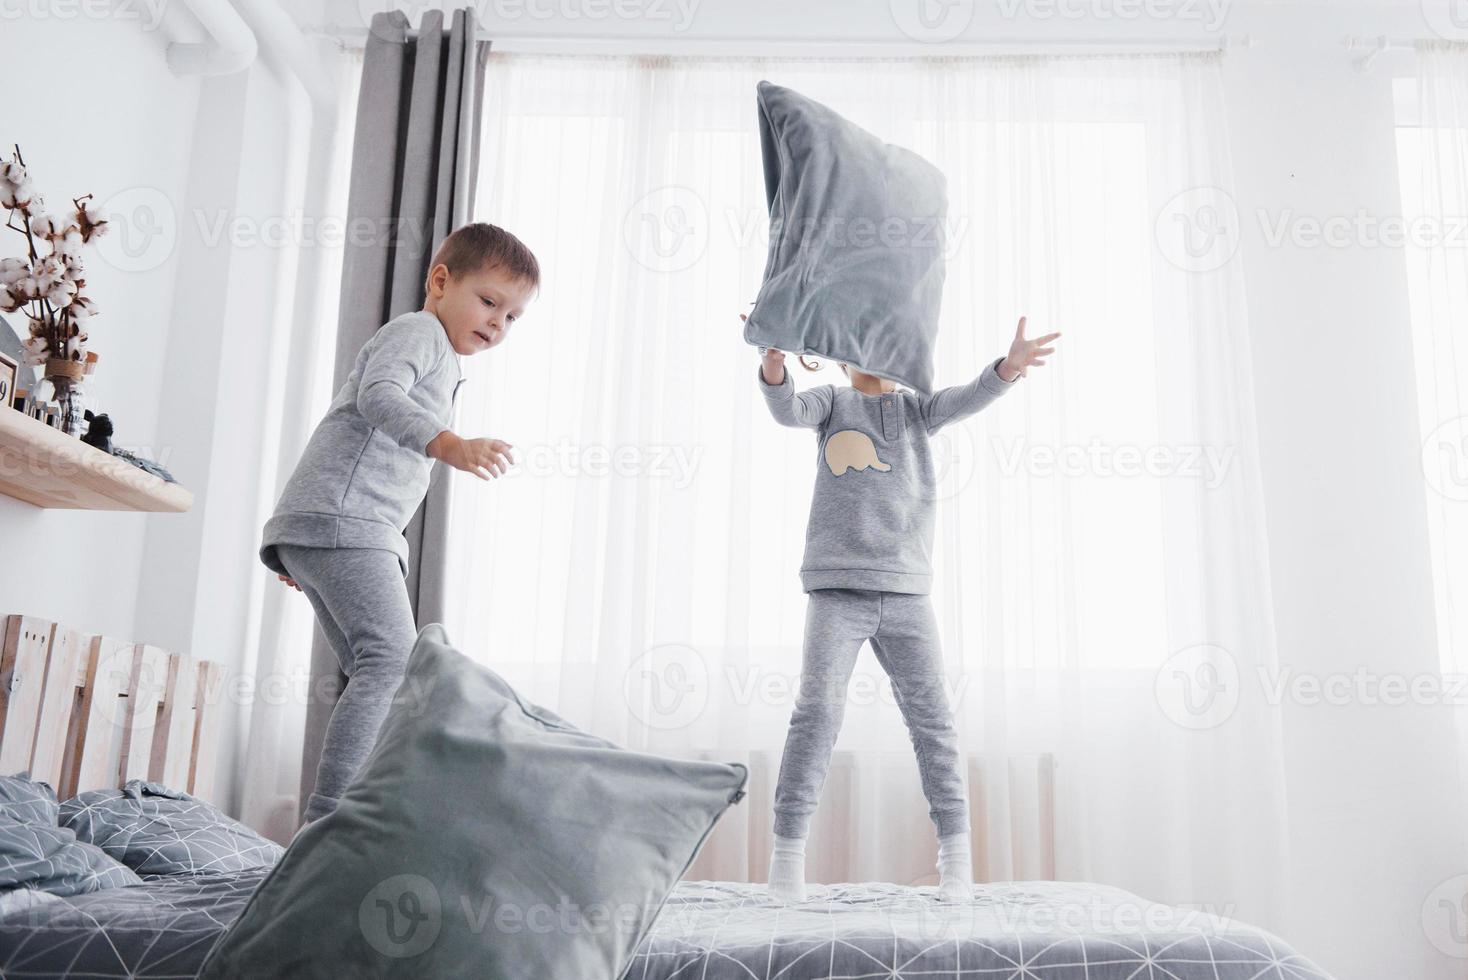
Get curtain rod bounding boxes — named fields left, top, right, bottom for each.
left=305, top=25, right=1255, bottom=58
left=1342, top=35, right=1461, bottom=73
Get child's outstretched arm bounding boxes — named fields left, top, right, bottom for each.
left=919, top=315, right=1059, bottom=434
left=756, top=346, right=834, bottom=429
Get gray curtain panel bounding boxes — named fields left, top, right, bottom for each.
left=299, top=8, right=489, bottom=824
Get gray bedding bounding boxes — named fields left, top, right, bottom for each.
left=0, top=868, right=272, bottom=979
left=627, top=880, right=1336, bottom=979
left=0, top=873, right=1332, bottom=979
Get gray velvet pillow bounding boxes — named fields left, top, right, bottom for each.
left=744, top=80, right=948, bottom=395
left=0, top=771, right=141, bottom=897
left=198, top=624, right=748, bottom=978
left=59, top=779, right=283, bottom=878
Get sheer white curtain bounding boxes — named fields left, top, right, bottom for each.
left=1402, top=42, right=1468, bottom=790
left=234, top=49, right=362, bottom=844
left=443, top=50, right=1288, bottom=925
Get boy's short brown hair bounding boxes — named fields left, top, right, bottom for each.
left=428, top=222, right=540, bottom=292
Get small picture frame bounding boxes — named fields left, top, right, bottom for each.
left=0, top=351, right=17, bottom=413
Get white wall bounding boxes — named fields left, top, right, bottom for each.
left=3, top=2, right=1463, bottom=977
left=0, top=15, right=198, bottom=644
left=0, top=6, right=316, bottom=841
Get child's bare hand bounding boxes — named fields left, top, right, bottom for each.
left=999, top=315, right=1060, bottom=381
left=278, top=574, right=302, bottom=592
left=432, top=432, right=515, bottom=480
left=745, top=315, right=787, bottom=383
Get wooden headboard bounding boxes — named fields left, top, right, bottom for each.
left=0, top=614, right=226, bottom=804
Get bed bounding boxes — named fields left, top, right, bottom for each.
left=0, top=875, right=1335, bottom=979
left=0, top=614, right=1336, bottom=980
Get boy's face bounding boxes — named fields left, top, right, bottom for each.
left=425, top=262, right=535, bottom=356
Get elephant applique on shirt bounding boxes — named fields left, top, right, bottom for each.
left=824, top=429, right=891, bottom=476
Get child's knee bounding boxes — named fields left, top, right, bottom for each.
left=347, top=637, right=413, bottom=676
left=790, top=691, right=845, bottom=733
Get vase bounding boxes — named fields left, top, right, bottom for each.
left=44, top=358, right=86, bottom=437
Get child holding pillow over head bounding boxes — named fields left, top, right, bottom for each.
left=745, top=312, right=1059, bottom=903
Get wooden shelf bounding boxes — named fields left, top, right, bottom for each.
left=0, top=407, right=192, bottom=512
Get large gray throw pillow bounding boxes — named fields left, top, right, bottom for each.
left=743, top=80, right=948, bottom=395
left=198, top=624, right=748, bottom=978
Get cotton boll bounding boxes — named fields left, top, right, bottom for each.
left=27, top=211, right=60, bottom=239
left=69, top=295, right=96, bottom=324
left=0, top=179, right=36, bottom=210
left=60, top=253, right=84, bottom=278
left=21, top=335, right=47, bottom=366
left=32, top=256, right=64, bottom=291
left=78, top=202, right=108, bottom=240
left=0, top=287, right=19, bottom=314
left=0, top=257, right=27, bottom=286
left=55, top=227, right=83, bottom=255
left=0, top=160, right=25, bottom=185
left=45, top=279, right=75, bottom=307
left=15, top=276, right=39, bottom=300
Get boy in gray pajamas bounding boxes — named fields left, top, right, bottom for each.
left=259, top=223, right=538, bottom=824
left=752, top=314, right=1059, bottom=903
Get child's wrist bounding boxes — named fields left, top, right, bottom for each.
left=427, top=430, right=458, bottom=459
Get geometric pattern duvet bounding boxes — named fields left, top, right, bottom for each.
left=0, top=876, right=1335, bottom=979
left=627, top=880, right=1337, bottom=980
left=0, top=868, right=272, bottom=979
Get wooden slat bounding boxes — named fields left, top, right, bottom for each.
left=68, top=636, right=133, bottom=799
left=189, top=661, right=225, bottom=803
left=0, top=616, right=54, bottom=775
left=119, top=644, right=170, bottom=785
left=152, top=653, right=197, bottom=789
left=29, top=625, right=86, bottom=789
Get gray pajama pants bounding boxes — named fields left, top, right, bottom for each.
left=772, top=588, right=971, bottom=840
left=274, top=543, right=418, bottom=824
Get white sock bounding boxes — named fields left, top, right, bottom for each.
left=936, top=831, right=973, bottom=902
left=767, top=834, right=808, bottom=904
